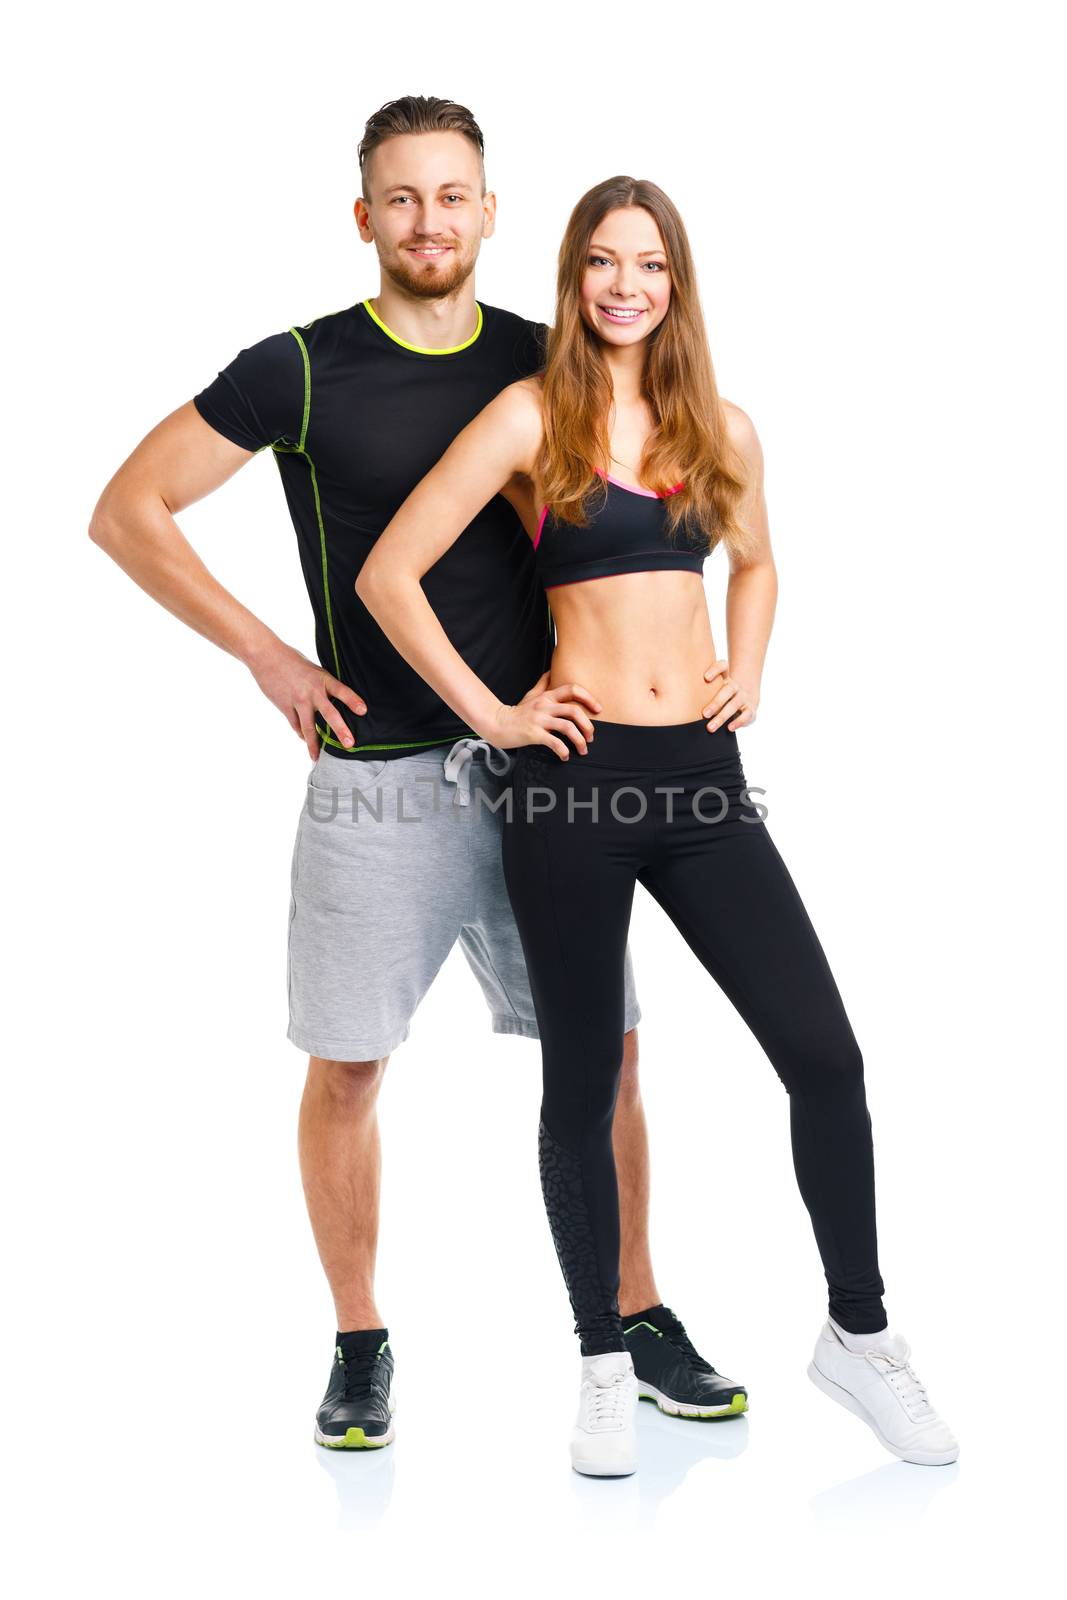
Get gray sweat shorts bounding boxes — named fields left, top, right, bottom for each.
left=286, top=736, right=641, bottom=1060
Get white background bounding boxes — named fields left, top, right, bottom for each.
left=4, top=0, right=1063, bottom=1593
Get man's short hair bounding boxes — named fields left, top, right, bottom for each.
left=358, top=96, right=486, bottom=196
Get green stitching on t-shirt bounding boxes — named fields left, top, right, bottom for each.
left=271, top=328, right=341, bottom=680
left=289, top=327, right=312, bottom=451
left=307, top=455, right=341, bottom=679
left=313, top=719, right=473, bottom=753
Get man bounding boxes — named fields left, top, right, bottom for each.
left=89, top=94, right=747, bottom=1453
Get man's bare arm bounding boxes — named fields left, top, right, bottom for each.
left=88, top=401, right=363, bottom=756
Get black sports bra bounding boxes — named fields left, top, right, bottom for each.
left=533, top=468, right=709, bottom=589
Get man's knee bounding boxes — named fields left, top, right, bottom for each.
left=306, top=1054, right=389, bottom=1111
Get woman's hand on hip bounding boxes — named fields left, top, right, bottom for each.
left=488, top=674, right=602, bottom=758
left=702, top=659, right=759, bottom=733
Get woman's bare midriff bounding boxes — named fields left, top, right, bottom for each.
left=546, top=571, right=718, bottom=725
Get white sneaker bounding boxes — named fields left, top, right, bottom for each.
left=570, top=1351, right=639, bottom=1477
left=808, top=1321, right=959, bottom=1465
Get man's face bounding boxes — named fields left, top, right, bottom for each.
left=355, top=131, right=495, bottom=299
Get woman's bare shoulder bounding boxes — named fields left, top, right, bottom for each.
left=720, top=397, right=763, bottom=470
left=485, top=376, right=545, bottom=475
left=504, top=373, right=545, bottom=413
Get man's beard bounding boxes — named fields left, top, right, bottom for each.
left=382, top=242, right=476, bottom=301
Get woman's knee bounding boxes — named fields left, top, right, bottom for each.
left=777, top=1028, right=865, bottom=1100
left=541, top=1033, right=625, bottom=1146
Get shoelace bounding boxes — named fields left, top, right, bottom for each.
left=660, top=1315, right=716, bottom=1375
left=866, top=1349, right=934, bottom=1420
left=338, top=1349, right=379, bottom=1401
left=583, top=1371, right=632, bottom=1430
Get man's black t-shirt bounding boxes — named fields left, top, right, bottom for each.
left=193, top=298, right=551, bottom=758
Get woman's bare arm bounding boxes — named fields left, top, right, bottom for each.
left=356, top=380, right=600, bottom=756
left=702, top=403, right=779, bottom=732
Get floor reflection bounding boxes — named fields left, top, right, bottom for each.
left=811, top=1457, right=960, bottom=1525
left=314, top=1439, right=396, bottom=1529
left=570, top=1401, right=750, bottom=1521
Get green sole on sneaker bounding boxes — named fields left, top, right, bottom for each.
left=315, top=1424, right=394, bottom=1450
left=637, top=1384, right=748, bottom=1420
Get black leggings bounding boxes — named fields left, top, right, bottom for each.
left=501, top=718, right=886, bottom=1355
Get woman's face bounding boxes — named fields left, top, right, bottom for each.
left=578, top=205, right=672, bottom=348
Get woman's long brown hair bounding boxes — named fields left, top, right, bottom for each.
left=535, top=176, right=755, bottom=558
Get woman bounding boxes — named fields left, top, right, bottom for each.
left=356, top=176, right=958, bottom=1478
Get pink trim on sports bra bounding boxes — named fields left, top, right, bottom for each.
left=598, top=467, right=685, bottom=498
left=600, top=469, right=656, bottom=498
left=534, top=468, right=685, bottom=548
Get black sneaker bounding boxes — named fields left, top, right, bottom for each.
left=623, top=1304, right=748, bottom=1420
left=314, top=1329, right=396, bottom=1449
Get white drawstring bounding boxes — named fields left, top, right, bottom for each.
left=442, top=738, right=513, bottom=806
